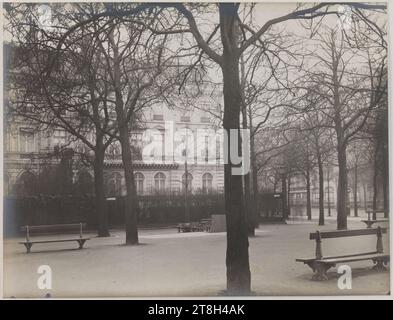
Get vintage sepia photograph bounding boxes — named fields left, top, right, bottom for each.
left=1, top=1, right=390, bottom=298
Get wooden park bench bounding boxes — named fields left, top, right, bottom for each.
left=366, top=209, right=387, bottom=221
left=362, top=209, right=389, bottom=228
left=200, top=218, right=212, bottom=232
left=296, top=227, right=389, bottom=281
left=19, top=223, right=90, bottom=253
left=361, top=218, right=389, bottom=229
left=177, top=222, right=204, bottom=233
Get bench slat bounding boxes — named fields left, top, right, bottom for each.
left=296, top=251, right=379, bottom=263
left=19, top=237, right=91, bottom=244
left=310, top=227, right=387, bottom=240
left=21, top=223, right=87, bottom=233
left=317, top=253, right=389, bottom=264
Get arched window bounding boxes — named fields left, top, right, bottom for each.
left=154, top=172, right=166, bottom=191
left=202, top=173, right=213, bottom=193
left=182, top=173, right=193, bottom=193
left=107, top=172, right=122, bottom=196
left=134, top=172, right=144, bottom=195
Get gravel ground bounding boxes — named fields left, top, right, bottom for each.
left=3, top=219, right=390, bottom=298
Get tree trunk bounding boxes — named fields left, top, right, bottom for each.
left=250, top=121, right=259, bottom=231
left=282, top=174, right=288, bottom=219
left=112, top=32, right=139, bottom=245
left=94, top=149, right=110, bottom=237
left=332, top=49, right=348, bottom=229
left=89, top=77, right=110, bottom=237
left=118, top=122, right=139, bottom=245
left=220, top=4, right=251, bottom=294
left=327, top=167, right=332, bottom=217
left=317, top=152, right=324, bottom=226
left=336, top=144, right=348, bottom=229
left=372, top=145, right=379, bottom=220
left=287, top=175, right=291, bottom=216
left=353, top=160, right=358, bottom=217
left=363, top=183, right=368, bottom=211
left=306, top=169, right=312, bottom=221
left=222, top=94, right=251, bottom=292
left=382, top=146, right=389, bottom=218
left=244, top=170, right=254, bottom=236
left=241, top=90, right=254, bottom=237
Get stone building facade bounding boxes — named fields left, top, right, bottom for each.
left=4, top=103, right=225, bottom=197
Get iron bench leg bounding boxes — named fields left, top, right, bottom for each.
left=304, top=261, right=316, bottom=273
left=77, top=239, right=87, bottom=249
left=373, top=257, right=389, bottom=270
left=311, top=262, right=334, bottom=281
left=24, top=242, right=33, bottom=254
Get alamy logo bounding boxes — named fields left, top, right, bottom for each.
left=337, top=265, right=352, bottom=290
left=37, top=265, right=52, bottom=290
left=36, top=4, right=57, bottom=32
left=337, top=5, right=353, bottom=31
left=141, top=121, right=250, bottom=175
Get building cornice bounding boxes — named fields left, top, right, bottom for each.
left=104, top=161, right=179, bottom=170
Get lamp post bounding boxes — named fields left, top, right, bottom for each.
left=277, top=166, right=288, bottom=220
left=182, top=134, right=190, bottom=223
left=184, top=155, right=190, bottom=223
left=327, top=166, right=332, bottom=217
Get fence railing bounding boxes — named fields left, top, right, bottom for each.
left=3, top=194, right=225, bottom=236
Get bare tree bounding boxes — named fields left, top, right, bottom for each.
left=295, top=22, right=386, bottom=229
left=360, top=86, right=388, bottom=218
left=5, top=5, right=121, bottom=236
left=5, top=3, right=178, bottom=242
left=289, top=92, right=336, bottom=225
left=21, top=1, right=387, bottom=294
left=86, top=3, right=180, bottom=244
left=347, top=139, right=372, bottom=217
